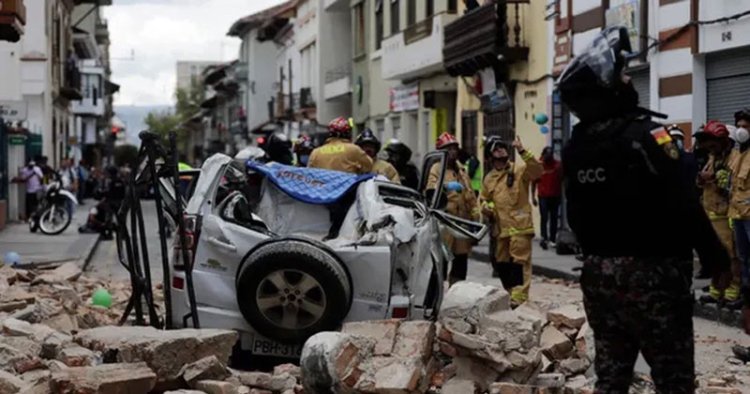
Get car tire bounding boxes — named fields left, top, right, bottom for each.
left=236, top=238, right=352, bottom=344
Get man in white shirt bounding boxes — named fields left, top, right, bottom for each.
left=18, top=161, right=43, bottom=220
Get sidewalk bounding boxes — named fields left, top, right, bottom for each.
left=470, top=236, right=744, bottom=329
left=0, top=204, right=100, bottom=267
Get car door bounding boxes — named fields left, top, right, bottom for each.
left=190, top=164, right=271, bottom=313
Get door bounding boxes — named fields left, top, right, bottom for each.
left=707, top=48, right=750, bottom=125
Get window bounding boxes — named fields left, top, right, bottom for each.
left=407, top=0, right=416, bottom=26
left=354, top=3, right=366, bottom=56
left=448, top=0, right=457, bottom=13
left=375, top=0, right=384, bottom=50
left=390, top=0, right=400, bottom=35
left=375, top=119, right=385, bottom=141
left=391, top=116, right=401, bottom=140
left=426, top=0, right=434, bottom=17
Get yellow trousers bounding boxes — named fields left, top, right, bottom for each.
left=496, top=235, right=533, bottom=303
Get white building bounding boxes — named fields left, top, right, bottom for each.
left=551, top=0, right=750, bottom=145
left=176, top=61, right=221, bottom=91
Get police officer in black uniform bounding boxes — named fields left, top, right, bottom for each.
left=559, top=26, right=731, bottom=393
left=384, top=140, right=420, bottom=190
left=260, top=132, right=294, bottom=165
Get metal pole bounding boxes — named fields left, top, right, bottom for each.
left=169, top=131, right=200, bottom=328
left=144, top=136, right=174, bottom=329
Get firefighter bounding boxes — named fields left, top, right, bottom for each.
left=480, top=136, right=542, bottom=305
left=559, top=26, right=730, bottom=391
left=729, top=108, right=750, bottom=336
left=355, top=129, right=400, bottom=183
left=425, top=132, right=479, bottom=285
left=308, top=117, right=373, bottom=240
left=308, top=117, right=373, bottom=175
left=293, top=135, right=314, bottom=167
left=695, top=120, right=742, bottom=308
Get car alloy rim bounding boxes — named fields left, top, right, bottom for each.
left=256, top=269, right=327, bottom=330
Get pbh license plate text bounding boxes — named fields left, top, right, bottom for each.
left=252, top=338, right=301, bottom=358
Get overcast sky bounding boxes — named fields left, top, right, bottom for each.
left=104, top=0, right=285, bottom=106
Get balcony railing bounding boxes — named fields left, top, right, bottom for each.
left=60, top=58, right=83, bottom=100
left=443, top=1, right=529, bottom=77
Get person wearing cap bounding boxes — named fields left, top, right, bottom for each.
left=729, top=108, right=750, bottom=337
left=355, top=129, right=400, bottom=183
left=695, top=121, right=742, bottom=308
left=293, top=135, right=315, bottom=167
left=480, top=136, right=542, bottom=305
left=426, top=132, right=478, bottom=285
left=309, top=117, right=373, bottom=240
left=384, top=139, right=420, bottom=189
left=308, top=117, right=372, bottom=175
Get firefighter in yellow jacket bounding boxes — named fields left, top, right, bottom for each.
left=426, top=132, right=479, bottom=285
left=308, top=116, right=373, bottom=240
left=355, top=129, right=400, bottom=183
left=695, top=121, right=742, bottom=308
left=481, top=136, right=543, bottom=304
left=308, top=117, right=373, bottom=175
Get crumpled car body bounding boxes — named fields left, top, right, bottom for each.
left=168, top=152, right=486, bottom=359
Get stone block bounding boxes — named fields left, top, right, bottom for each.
left=180, top=355, right=230, bottom=388
left=442, top=378, right=478, bottom=394
left=0, top=370, right=26, bottom=394
left=300, top=332, right=374, bottom=394
left=272, top=363, right=301, bottom=379
left=575, top=323, right=595, bottom=362
left=559, top=358, right=589, bottom=377
left=342, top=319, right=399, bottom=356
left=56, top=346, right=96, bottom=367
left=233, top=371, right=272, bottom=389
left=50, top=362, right=157, bottom=394
left=32, top=263, right=82, bottom=285
left=540, top=326, right=573, bottom=361
left=439, top=282, right=510, bottom=322
left=534, top=373, right=565, bottom=388
left=454, top=356, right=499, bottom=392
left=372, top=357, right=422, bottom=393
left=195, top=380, right=238, bottom=394
left=547, top=306, right=586, bottom=330
left=393, top=321, right=435, bottom=360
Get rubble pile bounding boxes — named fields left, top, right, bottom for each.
left=0, top=262, right=311, bottom=394
left=299, top=282, right=601, bottom=394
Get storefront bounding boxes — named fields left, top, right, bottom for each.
left=706, top=48, right=750, bottom=125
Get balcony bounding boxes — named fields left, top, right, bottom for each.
left=60, top=59, right=83, bottom=101
left=443, top=1, right=530, bottom=77
left=95, top=19, right=109, bottom=45
left=71, top=88, right=105, bottom=116
left=0, top=0, right=26, bottom=42
left=324, top=66, right=351, bottom=101
left=382, top=12, right=458, bottom=81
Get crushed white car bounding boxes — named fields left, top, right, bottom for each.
left=167, top=152, right=487, bottom=359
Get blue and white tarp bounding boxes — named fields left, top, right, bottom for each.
left=247, top=161, right=374, bottom=205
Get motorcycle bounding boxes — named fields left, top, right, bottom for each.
left=30, top=180, right=78, bottom=235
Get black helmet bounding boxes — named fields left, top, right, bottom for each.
left=355, top=129, right=381, bottom=152
left=384, top=139, right=412, bottom=165
left=483, top=136, right=508, bottom=159
left=558, top=26, right=639, bottom=122
left=262, top=132, right=293, bottom=165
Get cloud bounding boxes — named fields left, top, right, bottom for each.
left=104, top=0, right=286, bottom=106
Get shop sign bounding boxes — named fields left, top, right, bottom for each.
left=389, top=84, right=419, bottom=112
left=0, top=101, right=27, bottom=121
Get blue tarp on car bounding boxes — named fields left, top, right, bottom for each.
left=246, top=161, right=374, bottom=205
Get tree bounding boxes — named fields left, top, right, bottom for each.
left=144, top=110, right=181, bottom=138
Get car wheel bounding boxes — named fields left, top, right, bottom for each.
left=236, top=238, right=351, bottom=344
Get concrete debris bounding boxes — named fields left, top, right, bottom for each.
left=547, top=305, right=587, bottom=330
left=50, top=362, right=157, bottom=393
left=32, top=263, right=82, bottom=285
left=74, top=326, right=238, bottom=388
left=180, top=355, right=231, bottom=388
left=194, top=379, right=240, bottom=394
left=0, top=369, right=26, bottom=394
left=297, top=282, right=603, bottom=394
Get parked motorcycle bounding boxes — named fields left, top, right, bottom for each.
left=30, top=180, right=78, bottom=235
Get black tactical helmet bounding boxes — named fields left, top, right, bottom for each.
left=262, top=132, right=293, bottom=165
left=483, top=135, right=508, bottom=159
left=355, top=128, right=381, bottom=152
left=384, top=139, right=413, bottom=165
left=558, top=26, right=639, bottom=122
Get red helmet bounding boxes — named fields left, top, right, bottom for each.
left=436, top=132, right=459, bottom=150
left=328, top=117, right=352, bottom=139
left=697, top=120, right=729, bottom=140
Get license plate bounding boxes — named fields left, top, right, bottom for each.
left=251, top=335, right=302, bottom=358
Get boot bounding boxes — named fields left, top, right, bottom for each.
left=723, top=284, right=742, bottom=310
left=699, top=285, right=723, bottom=304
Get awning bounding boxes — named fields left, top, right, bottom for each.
left=105, top=79, right=120, bottom=95
left=200, top=95, right=218, bottom=109
left=227, top=0, right=297, bottom=37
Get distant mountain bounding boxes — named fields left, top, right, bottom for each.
left=114, top=105, right=172, bottom=145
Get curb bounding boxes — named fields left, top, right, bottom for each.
left=80, top=234, right=101, bottom=272
left=471, top=250, right=744, bottom=329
